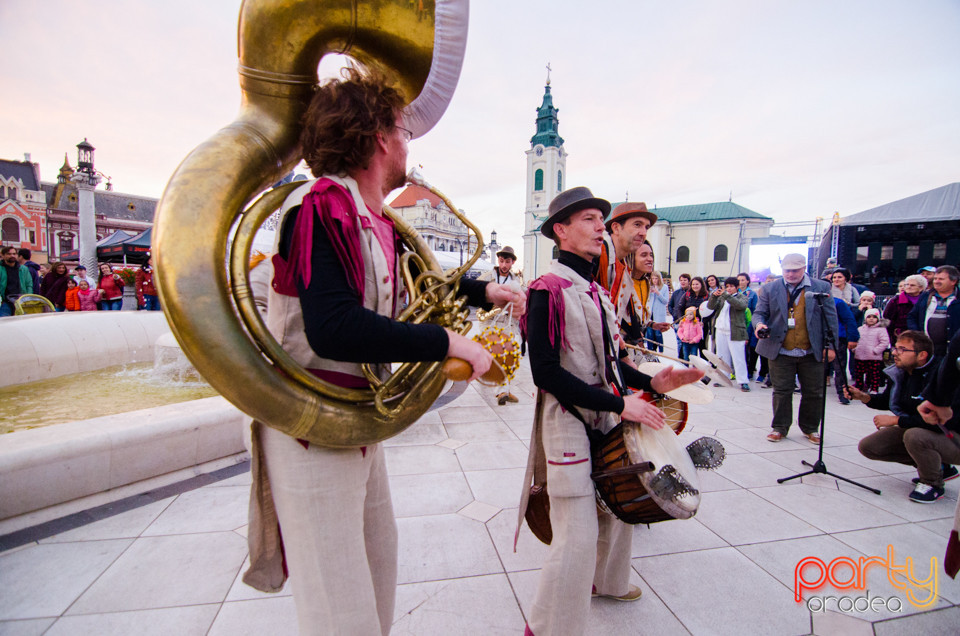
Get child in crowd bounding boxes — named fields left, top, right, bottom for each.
left=854, top=290, right=875, bottom=326
left=677, top=306, right=703, bottom=361
left=64, top=278, right=80, bottom=311
left=853, top=308, right=890, bottom=393
left=77, top=280, right=99, bottom=311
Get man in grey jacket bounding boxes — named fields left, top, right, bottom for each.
left=753, top=253, right=839, bottom=443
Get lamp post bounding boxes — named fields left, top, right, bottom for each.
left=71, top=138, right=101, bottom=274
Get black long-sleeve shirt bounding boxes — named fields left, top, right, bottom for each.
left=280, top=205, right=490, bottom=363
left=527, top=250, right=653, bottom=415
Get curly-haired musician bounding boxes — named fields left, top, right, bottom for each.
left=242, top=67, right=524, bottom=635
left=518, top=187, right=701, bottom=636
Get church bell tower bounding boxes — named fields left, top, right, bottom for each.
left=522, top=65, right=567, bottom=280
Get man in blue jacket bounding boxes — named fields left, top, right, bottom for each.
left=907, top=265, right=959, bottom=359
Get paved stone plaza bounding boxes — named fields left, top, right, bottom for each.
left=1, top=347, right=958, bottom=635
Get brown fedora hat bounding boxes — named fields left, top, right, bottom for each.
left=605, top=202, right=657, bottom=232
left=496, top=246, right=517, bottom=260
left=540, top=186, right=611, bottom=240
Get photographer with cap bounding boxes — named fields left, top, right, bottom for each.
left=752, top=252, right=839, bottom=444
left=479, top=245, right=523, bottom=287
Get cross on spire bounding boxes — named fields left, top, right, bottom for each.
left=546, top=62, right=552, bottom=85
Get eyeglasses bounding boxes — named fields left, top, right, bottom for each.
left=892, top=346, right=916, bottom=354
left=396, top=126, right=413, bottom=142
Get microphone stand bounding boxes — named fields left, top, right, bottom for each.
left=777, top=292, right=881, bottom=494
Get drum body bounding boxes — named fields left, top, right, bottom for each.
left=591, top=416, right=701, bottom=525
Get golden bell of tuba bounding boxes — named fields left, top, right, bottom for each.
left=153, top=0, right=472, bottom=448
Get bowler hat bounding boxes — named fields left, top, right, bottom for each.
left=540, top=187, right=611, bottom=240
left=605, top=202, right=657, bottom=232
left=496, top=246, right=517, bottom=260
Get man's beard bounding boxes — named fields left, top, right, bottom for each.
left=386, top=160, right=406, bottom=191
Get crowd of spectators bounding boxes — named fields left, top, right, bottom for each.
left=0, top=247, right=162, bottom=316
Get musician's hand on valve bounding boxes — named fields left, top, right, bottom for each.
left=486, top=282, right=527, bottom=316
left=649, top=366, right=704, bottom=395
left=620, top=393, right=666, bottom=430
left=446, top=330, right=493, bottom=382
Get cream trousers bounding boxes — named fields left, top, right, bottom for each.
left=259, top=425, right=398, bottom=635
left=528, top=495, right=633, bottom=636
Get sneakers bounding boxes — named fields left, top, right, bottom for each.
left=740, top=383, right=751, bottom=392
left=762, top=379, right=773, bottom=389
left=767, top=431, right=783, bottom=442
left=909, top=482, right=945, bottom=503
left=912, top=464, right=959, bottom=484
left=755, top=375, right=766, bottom=384
left=805, top=432, right=821, bottom=444
left=592, top=584, right=643, bottom=602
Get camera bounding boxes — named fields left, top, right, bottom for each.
left=757, top=327, right=771, bottom=339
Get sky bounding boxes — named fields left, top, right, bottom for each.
left=3, top=0, right=959, bottom=263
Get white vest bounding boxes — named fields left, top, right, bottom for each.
left=538, top=260, right=621, bottom=497
left=266, top=175, right=402, bottom=381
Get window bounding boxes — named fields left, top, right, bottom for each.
left=906, top=245, right=919, bottom=260
left=934, top=243, right=947, bottom=259
left=534, top=169, right=544, bottom=191
left=713, top=244, right=728, bottom=262
left=557, top=170, right=562, bottom=192
left=1, top=217, right=19, bottom=243
left=676, top=246, right=690, bottom=263
left=59, top=233, right=74, bottom=254
left=881, top=245, right=893, bottom=260
left=856, top=246, right=868, bottom=261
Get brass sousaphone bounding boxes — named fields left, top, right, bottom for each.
left=154, top=0, right=471, bottom=448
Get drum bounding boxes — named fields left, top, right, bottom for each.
left=591, top=395, right=724, bottom=524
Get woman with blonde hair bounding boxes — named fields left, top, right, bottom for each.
left=883, top=273, right=927, bottom=342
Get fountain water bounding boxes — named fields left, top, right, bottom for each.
left=0, top=312, right=246, bottom=532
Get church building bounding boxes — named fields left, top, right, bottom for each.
left=520, top=72, right=774, bottom=282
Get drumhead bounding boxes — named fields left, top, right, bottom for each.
left=622, top=422, right=700, bottom=519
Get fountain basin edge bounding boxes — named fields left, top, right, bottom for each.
left=0, top=396, right=247, bottom=531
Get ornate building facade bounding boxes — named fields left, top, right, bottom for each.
left=389, top=184, right=478, bottom=255
left=0, top=157, right=47, bottom=253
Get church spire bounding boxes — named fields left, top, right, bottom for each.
left=530, top=67, right=563, bottom=149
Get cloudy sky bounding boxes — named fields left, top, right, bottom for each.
left=3, top=0, right=958, bottom=262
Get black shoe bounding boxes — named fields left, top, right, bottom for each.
left=909, top=483, right=945, bottom=503
left=912, top=464, right=959, bottom=484
left=838, top=396, right=850, bottom=405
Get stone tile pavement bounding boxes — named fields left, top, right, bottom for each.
left=2, top=345, right=959, bottom=635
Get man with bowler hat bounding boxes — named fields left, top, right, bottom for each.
left=753, top=253, right=838, bottom=443
left=518, top=187, right=702, bottom=635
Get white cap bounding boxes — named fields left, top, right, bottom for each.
left=780, top=253, right=806, bottom=270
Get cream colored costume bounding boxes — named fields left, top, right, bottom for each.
left=518, top=260, right=634, bottom=636
left=244, top=175, right=400, bottom=636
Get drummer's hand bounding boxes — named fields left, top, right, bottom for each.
left=649, top=366, right=705, bottom=395
left=621, top=353, right=638, bottom=370
left=620, top=393, right=666, bottom=430
left=445, top=330, right=493, bottom=382
left=486, top=282, right=526, bottom=316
